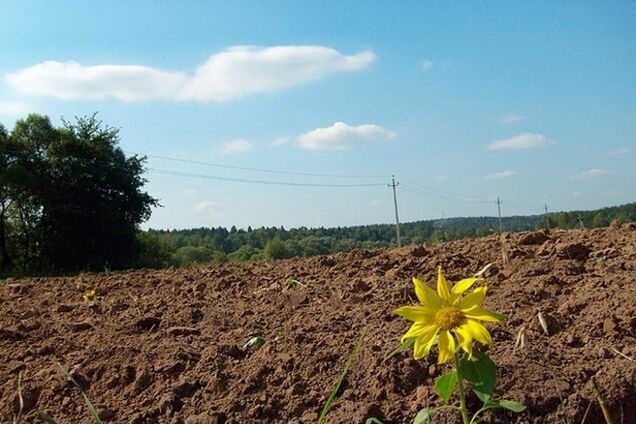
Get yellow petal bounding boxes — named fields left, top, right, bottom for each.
left=437, top=330, right=456, bottom=364
left=451, top=277, right=482, bottom=295
left=393, top=305, right=436, bottom=323
left=413, top=277, right=443, bottom=309
left=458, top=286, right=488, bottom=311
left=401, top=322, right=437, bottom=343
left=413, top=326, right=440, bottom=359
left=436, top=267, right=451, bottom=301
left=464, top=319, right=493, bottom=346
left=464, top=307, right=506, bottom=323
left=453, top=324, right=475, bottom=357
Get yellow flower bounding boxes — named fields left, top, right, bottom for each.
left=82, top=289, right=97, bottom=304
left=394, top=267, right=504, bottom=364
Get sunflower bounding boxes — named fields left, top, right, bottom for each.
left=394, top=267, right=504, bottom=364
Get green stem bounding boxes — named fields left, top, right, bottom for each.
left=454, top=351, right=470, bottom=424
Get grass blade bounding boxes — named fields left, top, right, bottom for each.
left=55, top=362, right=103, bottom=424
left=317, top=328, right=367, bottom=423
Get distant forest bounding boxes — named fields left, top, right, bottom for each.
left=143, top=202, right=636, bottom=267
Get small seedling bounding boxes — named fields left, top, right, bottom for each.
left=318, top=328, right=366, bottom=423
left=243, top=336, right=265, bottom=350
left=285, top=276, right=308, bottom=289
left=55, top=362, right=103, bottom=424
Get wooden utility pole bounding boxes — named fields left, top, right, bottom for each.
left=544, top=203, right=550, bottom=230
left=578, top=214, right=585, bottom=230
left=496, top=196, right=503, bottom=234
left=389, top=175, right=401, bottom=247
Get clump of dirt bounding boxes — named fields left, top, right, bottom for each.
left=1, top=225, right=635, bottom=423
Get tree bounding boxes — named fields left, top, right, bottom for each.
left=37, top=114, right=158, bottom=270
left=0, top=124, right=14, bottom=272
left=2, top=113, right=158, bottom=272
left=265, top=236, right=290, bottom=260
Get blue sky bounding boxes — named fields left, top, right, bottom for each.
left=1, top=1, right=635, bottom=230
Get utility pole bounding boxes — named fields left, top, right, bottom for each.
left=496, top=196, right=503, bottom=234
left=544, top=203, right=550, bottom=230
left=577, top=214, right=585, bottom=230
left=389, top=175, right=401, bottom=247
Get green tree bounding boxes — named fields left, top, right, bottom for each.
left=172, top=246, right=214, bottom=266
left=265, top=236, right=290, bottom=260
left=2, top=113, right=158, bottom=272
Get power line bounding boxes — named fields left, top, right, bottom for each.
left=400, top=183, right=494, bottom=204
left=399, top=177, right=493, bottom=203
left=127, top=151, right=389, bottom=179
left=147, top=168, right=387, bottom=188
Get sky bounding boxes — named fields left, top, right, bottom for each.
left=1, top=1, right=635, bottom=230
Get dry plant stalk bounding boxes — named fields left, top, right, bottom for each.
left=591, top=378, right=614, bottom=424
left=12, top=372, right=24, bottom=424
left=537, top=312, right=549, bottom=336
left=513, top=326, right=526, bottom=351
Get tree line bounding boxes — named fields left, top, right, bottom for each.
left=0, top=114, right=157, bottom=275
left=147, top=202, right=635, bottom=266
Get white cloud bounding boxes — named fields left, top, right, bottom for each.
left=182, top=188, right=198, bottom=196
left=484, top=170, right=517, bottom=180
left=0, top=100, right=32, bottom=116
left=272, top=136, right=290, bottom=147
left=371, top=199, right=383, bottom=206
left=570, top=168, right=610, bottom=180
left=297, top=121, right=395, bottom=151
left=435, top=175, right=449, bottom=182
left=220, top=138, right=252, bottom=155
left=6, top=46, right=376, bottom=103
left=195, top=201, right=224, bottom=219
left=7, top=61, right=186, bottom=102
left=421, top=60, right=434, bottom=71
left=487, top=133, right=551, bottom=150
left=501, top=113, right=523, bottom=124
left=608, top=147, right=634, bottom=156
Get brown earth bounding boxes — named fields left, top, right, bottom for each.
left=1, top=225, right=636, bottom=424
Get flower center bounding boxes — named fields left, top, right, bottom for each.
left=435, top=306, right=465, bottom=330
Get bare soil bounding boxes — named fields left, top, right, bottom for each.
left=1, top=224, right=636, bottom=423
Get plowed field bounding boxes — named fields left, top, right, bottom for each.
left=1, top=224, right=635, bottom=423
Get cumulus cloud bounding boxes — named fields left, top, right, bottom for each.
left=297, top=121, right=395, bottom=151
left=501, top=113, right=523, bottom=124
left=195, top=201, right=224, bottom=219
left=6, top=46, right=376, bottom=103
left=487, top=133, right=551, bottom=150
left=7, top=61, right=186, bottom=102
left=0, top=100, right=32, bottom=116
left=608, top=147, right=634, bottom=156
left=484, top=170, right=517, bottom=180
left=570, top=168, right=610, bottom=180
left=220, top=138, right=253, bottom=155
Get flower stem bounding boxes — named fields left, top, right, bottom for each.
left=454, top=351, right=470, bottom=424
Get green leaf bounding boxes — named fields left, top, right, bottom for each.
left=243, top=336, right=265, bottom=350
left=434, top=371, right=458, bottom=403
left=318, top=329, right=367, bottom=423
left=486, top=399, right=526, bottom=413
left=413, top=408, right=433, bottom=424
left=457, top=350, right=497, bottom=398
left=365, top=418, right=384, bottom=424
